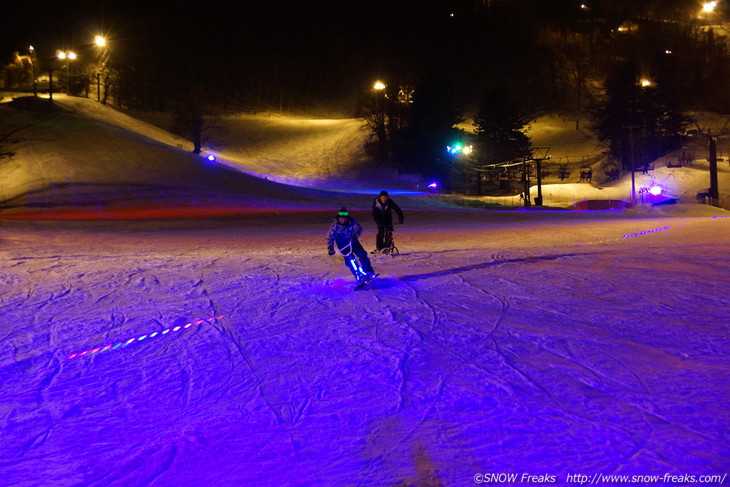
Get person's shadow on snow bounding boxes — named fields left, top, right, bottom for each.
left=400, top=253, right=578, bottom=282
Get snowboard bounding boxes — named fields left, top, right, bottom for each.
left=354, top=273, right=379, bottom=291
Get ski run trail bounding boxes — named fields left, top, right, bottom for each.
left=0, top=94, right=729, bottom=486
left=1, top=208, right=729, bottom=487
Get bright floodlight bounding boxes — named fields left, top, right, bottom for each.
left=206, top=154, right=216, bottom=161
left=640, top=78, right=652, bottom=87
left=95, top=36, right=106, bottom=47
left=373, top=81, right=386, bottom=90
left=703, top=1, right=717, bottom=13
left=649, top=185, right=663, bottom=196
left=428, top=182, right=438, bottom=188
left=68, top=51, right=77, bottom=60
left=58, top=51, right=67, bottom=59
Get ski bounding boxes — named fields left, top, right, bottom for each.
left=354, top=273, right=379, bottom=291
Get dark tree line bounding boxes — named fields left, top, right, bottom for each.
left=3, top=0, right=726, bottom=167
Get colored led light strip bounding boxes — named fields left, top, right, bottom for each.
left=571, top=216, right=727, bottom=247
left=67, top=315, right=224, bottom=359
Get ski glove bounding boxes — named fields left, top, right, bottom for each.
left=328, top=248, right=335, bottom=255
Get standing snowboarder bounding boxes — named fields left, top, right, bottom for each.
left=327, top=207, right=377, bottom=285
left=371, top=190, right=404, bottom=253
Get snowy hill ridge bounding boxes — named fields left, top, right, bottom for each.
left=2, top=93, right=729, bottom=219
left=0, top=95, right=477, bottom=219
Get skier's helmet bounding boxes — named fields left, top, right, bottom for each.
left=379, top=190, right=389, bottom=197
left=336, top=207, right=349, bottom=218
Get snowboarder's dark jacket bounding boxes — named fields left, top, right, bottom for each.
left=327, top=216, right=363, bottom=250
left=372, top=198, right=404, bottom=227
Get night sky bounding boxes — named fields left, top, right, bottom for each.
left=4, top=0, right=721, bottom=111
left=3, top=0, right=474, bottom=105
left=2, top=1, right=458, bottom=66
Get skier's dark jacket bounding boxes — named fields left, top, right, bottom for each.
left=327, top=216, right=363, bottom=250
left=372, top=198, right=404, bottom=227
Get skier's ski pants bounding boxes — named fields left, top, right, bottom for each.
left=338, top=239, right=374, bottom=278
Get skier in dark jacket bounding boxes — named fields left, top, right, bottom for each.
left=327, top=207, right=376, bottom=282
left=371, top=190, right=404, bottom=253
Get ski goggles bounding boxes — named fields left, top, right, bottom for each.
left=337, top=210, right=349, bottom=217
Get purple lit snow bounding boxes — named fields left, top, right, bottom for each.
left=1, top=95, right=728, bottom=486
left=1, top=209, right=728, bottom=486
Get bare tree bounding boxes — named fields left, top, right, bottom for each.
left=176, top=90, right=220, bottom=154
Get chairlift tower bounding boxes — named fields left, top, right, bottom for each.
left=709, top=135, right=720, bottom=206
left=527, top=148, right=551, bottom=207
left=694, top=121, right=724, bottom=208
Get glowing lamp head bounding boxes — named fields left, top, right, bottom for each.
left=703, top=1, right=717, bottom=13
left=206, top=154, right=216, bottom=162
left=95, top=36, right=106, bottom=47
left=649, top=185, right=663, bottom=196
left=428, top=182, right=438, bottom=188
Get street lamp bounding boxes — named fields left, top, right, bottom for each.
left=699, top=1, right=718, bottom=20
left=57, top=50, right=77, bottom=93
left=703, top=1, right=717, bottom=13
left=57, top=50, right=77, bottom=60
left=373, top=80, right=386, bottom=91
left=29, top=46, right=37, bottom=96
left=94, top=35, right=110, bottom=103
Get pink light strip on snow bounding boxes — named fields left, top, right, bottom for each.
left=67, top=315, right=224, bottom=360
left=570, top=215, right=728, bottom=247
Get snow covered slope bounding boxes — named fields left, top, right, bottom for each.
left=1, top=208, right=729, bottom=486
left=0, top=93, right=729, bottom=486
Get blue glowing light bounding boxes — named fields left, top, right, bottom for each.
left=206, top=154, right=216, bottom=162
left=67, top=315, right=224, bottom=359
left=649, top=186, right=663, bottom=196
left=428, top=182, right=438, bottom=188
left=573, top=216, right=727, bottom=247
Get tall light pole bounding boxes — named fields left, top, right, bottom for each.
left=629, top=126, right=637, bottom=206
left=623, top=125, right=639, bottom=206
left=371, top=80, right=388, bottom=161
left=708, top=135, right=720, bottom=206
left=57, top=50, right=77, bottom=93
left=29, top=46, right=38, bottom=96
left=94, top=35, right=108, bottom=103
